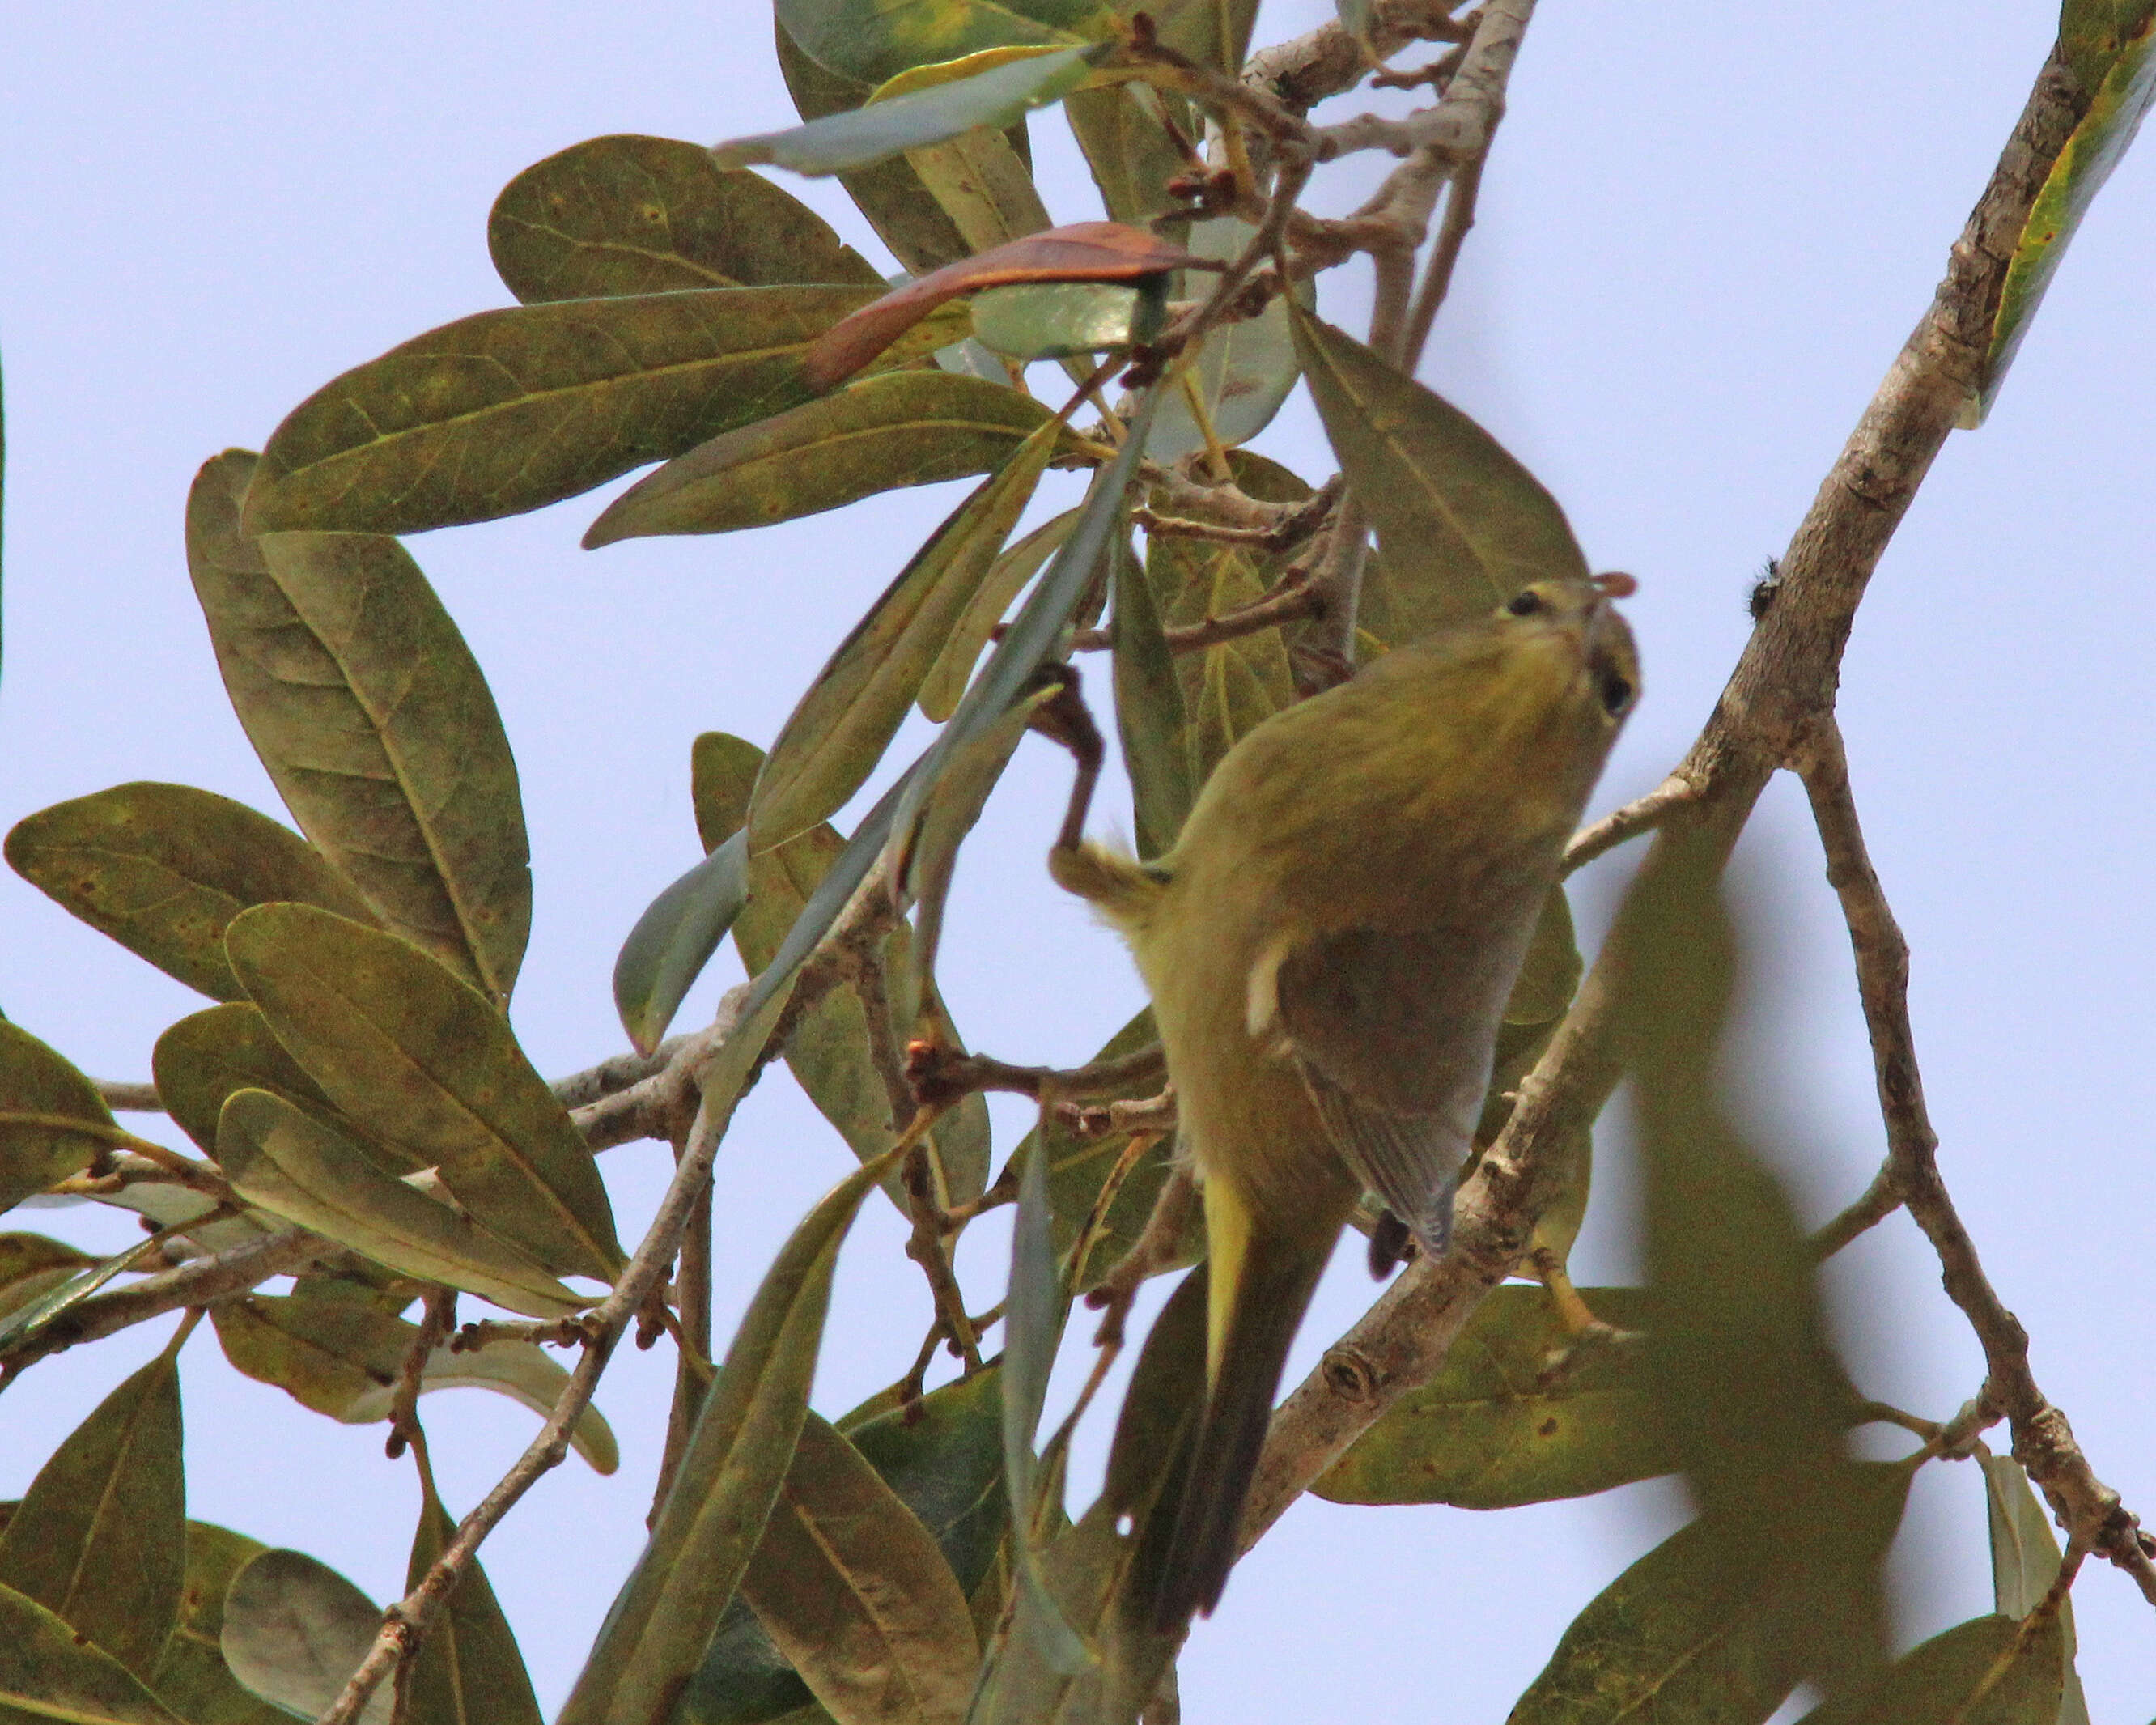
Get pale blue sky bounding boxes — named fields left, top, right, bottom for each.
left=2, top=4, right=2150, bottom=1719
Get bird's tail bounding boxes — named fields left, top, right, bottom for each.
left=1135, top=1203, right=1332, bottom=1633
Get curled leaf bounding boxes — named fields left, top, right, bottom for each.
left=715, top=46, right=1100, bottom=176
left=806, top=223, right=1199, bottom=388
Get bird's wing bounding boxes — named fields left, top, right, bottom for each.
left=1270, top=927, right=1512, bottom=1254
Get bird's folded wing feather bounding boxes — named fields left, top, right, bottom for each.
left=1271, top=927, right=1509, bottom=1253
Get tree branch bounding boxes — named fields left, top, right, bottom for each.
left=0, top=1226, right=320, bottom=1374
left=1800, top=720, right=2156, bottom=1600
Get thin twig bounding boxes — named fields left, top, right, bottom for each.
left=652, top=1129, right=711, bottom=1524
left=1398, top=155, right=1483, bottom=368
left=449, top=1315, right=595, bottom=1353
left=906, top=1042, right=1168, bottom=1110
left=93, top=1079, right=163, bottom=1114
left=1810, top=1162, right=1901, bottom=1260
left=1312, top=0, right=1536, bottom=166
left=1561, top=772, right=1701, bottom=875
left=385, top=1289, right=456, bottom=1460
left=1065, top=1087, right=1178, bottom=1140
left=1801, top=720, right=2156, bottom=1600
left=1070, top=575, right=1322, bottom=656
left=1244, top=0, right=1472, bottom=115
left=0, top=1226, right=319, bottom=1374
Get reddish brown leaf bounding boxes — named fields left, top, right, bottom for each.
left=806, top=220, right=1201, bottom=387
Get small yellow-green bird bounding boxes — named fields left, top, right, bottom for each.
left=1051, top=575, right=1639, bottom=1629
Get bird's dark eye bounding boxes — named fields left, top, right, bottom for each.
left=1598, top=670, right=1635, bottom=716
left=1505, top=589, right=1543, bottom=617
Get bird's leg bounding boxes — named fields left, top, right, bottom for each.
left=1024, top=663, right=1105, bottom=856
left=1531, top=1247, right=1604, bottom=1337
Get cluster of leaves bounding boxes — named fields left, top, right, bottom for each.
left=2, top=0, right=2146, bottom=1720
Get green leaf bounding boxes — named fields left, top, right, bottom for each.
left=400, top=1484, right=544, bottom=1725
left=584, top=371, right=1065, bottom=546
left=0, top=1583, right=186, bottom=1725
left=1980, top=1452, right=2090, bottom=1725
left=1024, top=1011, right=1184, bottom=1294
left=976, top=1268, right=1208, bottom=1725
left=1507, top=1466, right=1912, bottom=1724
left=490, top=134, right=881, bottom=302
left=225, top=903, right=622, bottom=1281
left=154, top=1001, right=418, bottom=1174
left=559, top=1146, right=901, bottom=1725
left=1972, top=7, right=2156, bottom=420
left=904, top=126, right=1051, bottom=258
left=5, top=784, right=373, bottom=1001
left=1796, top=1614, right=2066, bottom=1725
left=186, top=452, right=530, bottom=1001
left=971, top=280, right=1165, bottom=360
left=1154, top=0, right=1259, bottom=72
left=1110, top=524, right=1190, bottom=859
left=888, top=691, right=1047, bottom=1013
left=0, top=1351, right=185, bottom=1676
left=613, top=832, right=753, bottom=1056
left=0, top=1021, right=116, bottom=1214
left=1504, top=886, right=1585, bottom=1026
left=747, top=412, right=1063, bottom=853
left=1001, top=1121, right=1089, bottom=1676
left=842, top=1366, right=1009, bottom=1594
left=1316, top=1285, right=1670, bottom=1508
left=241, top=286, right=950, bottom=537
left=1066, top=83, right=1189, bottom=226
left=146, top=1522, right=293, bottom=1725
left=211, top=1286, right=617, bottom=1472
left=680, top=1367, right=1005, bottom=1725
left=917, top=508, right=1073, bottom=722
left=717, top=47, right=1097, bottom=176
left=1143, top=452, right=1303, bottom=790
left=0, top=1234, right=96, bottom=1331
left=219, top=1548, right=391, bottom=1725
left=738, top=1413, right=978, bottom=1725
left=775, top=19, right=972, bottom=277
left=1288, top=303, right=1589, bottom=635
left=693, top=733, right=768, bottom=850
left=1619, top=869, right=1887, bottom=1694
left=1145, top=217, right=1304, bottom=461
left=775, top=0, right=1109, bottom=90
left=216, top=1090, right=590, bottom=1319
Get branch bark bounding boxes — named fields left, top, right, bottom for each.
left=1801, top=720, right=2156, bottom=1600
